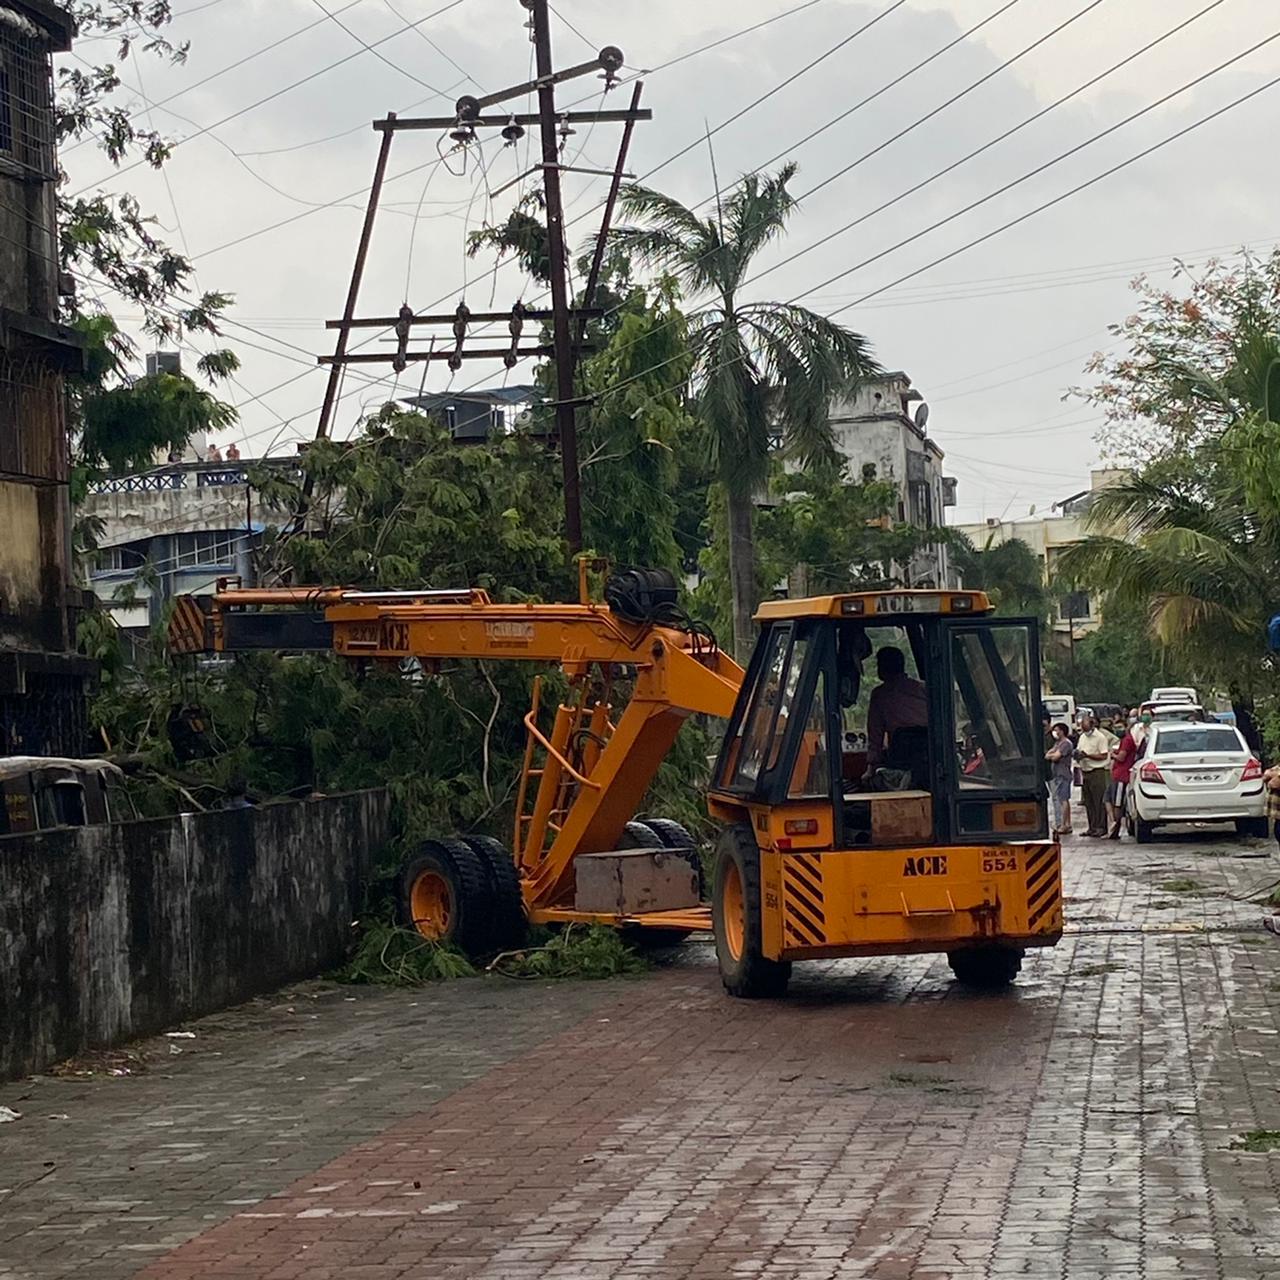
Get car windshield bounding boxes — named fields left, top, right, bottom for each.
left=1154, top=727, right=1243, bottom=755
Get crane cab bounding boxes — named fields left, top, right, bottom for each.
left=706, top=589, right=1061, bottom=996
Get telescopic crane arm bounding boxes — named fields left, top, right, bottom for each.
left=169, top=577, right=743, bottom=921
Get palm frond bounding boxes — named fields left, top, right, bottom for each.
left=724, top=163, right=800, bottom=287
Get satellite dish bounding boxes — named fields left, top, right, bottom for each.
left=915, top=402, right=930, bottom=432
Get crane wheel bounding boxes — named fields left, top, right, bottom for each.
left=460, top=835, right=528, bottom=952
left=947, top=946, right=1024, bottom=989
left=618, top=820, right=695, bottom=946
left=712, top=823, right=791, bottom=998
left=399, top=839, right=492, bottom=958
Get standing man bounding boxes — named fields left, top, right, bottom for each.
left=1107, top=720, right=1141, bottom=838
left=1075, top=713, right=1114, bottom=838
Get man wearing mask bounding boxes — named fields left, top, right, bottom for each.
left=1075, top=713, right=1115, bottom=838
left=1106, top=714, right=1147, bottom=839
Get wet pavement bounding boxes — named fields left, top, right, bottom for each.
left=3, top=827, right=1280, bottom=1279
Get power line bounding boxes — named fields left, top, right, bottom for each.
left=814, top=46, right=1280, bottom=314
left=453, top=0, right=1098, bottom=393
left=570, top=51, right=1280, bottom=423
left=306, top=0, right=456, bottom=96
left=381, top=0, right=485, bottom=90
left=67, top=0, right=474, bottom=198
left=629, top=0, right=913, bottom=188
left=527, top=12, right=1272, bottom=409
left=60, top=0, right=367, bottom=160
left=756, top=0, right=1236, bottom=286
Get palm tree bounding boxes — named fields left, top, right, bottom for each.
left=1056, top=432, right=1280, bottom=747
left=611, top=164, right=879, bottom=658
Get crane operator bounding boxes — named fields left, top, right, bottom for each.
left=866, top=645, right=928, bottom=771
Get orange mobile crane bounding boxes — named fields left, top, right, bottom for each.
left=170, top=571, right=1063, bottom=994
left=168, top=566, right=742, bottom=952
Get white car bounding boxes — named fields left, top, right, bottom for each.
left=1149, top=686, right=1198, bottom=704
left=1147, top=702, right=1208, bottom=723
left=1127, top=722, right=1266, bottom=841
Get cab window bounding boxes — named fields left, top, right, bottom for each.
left=787, top=663, right=831, bottom=799
left=727, top=625, right=791, bottom=790
left=950, top=626, right=1038, bottom=791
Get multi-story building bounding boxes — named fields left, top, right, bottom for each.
left=82, top=454, right=300, bottom=634
left=824, top=371, right=958, bottom=588
left=952, top=468, right=1130, bottom=638
left=0, top=1, right=96, bottom=754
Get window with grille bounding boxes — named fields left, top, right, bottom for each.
left=0, top=19, right=55, bottom=178
left=95, top=544, right=146, bottom=573
left=173, top=531, right=240, bottom=568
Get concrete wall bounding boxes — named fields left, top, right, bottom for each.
left=0, top=789, right=390, bottom=1080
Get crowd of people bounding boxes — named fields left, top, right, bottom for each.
left=1043, top=705, right=1280, bottom=849
left=1041, top=706, right=1154, bottom=839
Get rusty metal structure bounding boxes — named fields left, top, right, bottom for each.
left=0, top=1, right=93, bottom=755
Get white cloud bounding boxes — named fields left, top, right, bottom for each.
left=63, top=0, right=1280, bottom=520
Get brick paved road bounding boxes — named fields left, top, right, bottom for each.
left=4, top=830, right=1280, bottom=1279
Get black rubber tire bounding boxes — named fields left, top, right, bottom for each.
left=1135, top=817, right=1155, bottom=844
left=947, top=946, right=1024, bottom=989
left=1236, top=817, right=1270, bottom=839
left=398, top=838, right=492, bottom=958
left=712, top=823, right=791, bottom=998
left=640, top=817, right=706, bottom=899
left=616, top=820, right=695, bottom=947
left=460, top=835, right=528, bottom=952
left=619, top=820, right=659, bottom=849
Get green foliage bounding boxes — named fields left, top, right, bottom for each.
left=490, top=925, right=650, bottom=979
left=1229, top=1130, right=1280, bottom=1153
left=58, top=4, right=239, bottom=503
left=1059, top=254, right=1280, bottom=724
left=766, top=462, right=948, bottom=594
left=1041, top=601, right=1170, bottom=706
left=579, top=279, right=694, bottom=573
left=952, top=535, right=1051, bottom=622
left=337, top=920, right=476, bottom=985
left=262, top=409, right=568, bottom=596
left=1158, top=878, right=1203, bottom=895
left=87, top=407, right=720, bottom=850
left=613, top=165, right=881, bottom=655
left=691, top=464, right=945, bottom=644
left=466, top=192, right=551, bottom=284
left=79, top=369, right=237, bottom=477
left=1082, top=249, right=1280, bottom=467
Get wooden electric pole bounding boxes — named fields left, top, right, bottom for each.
left=309, top=3, right=650, bottom=556
left=529, top=0, right=581, bottom=551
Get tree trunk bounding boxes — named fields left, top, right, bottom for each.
left=1230, top=688, right=1263, bottom=756
left=726, top=486, right=758, bottom=663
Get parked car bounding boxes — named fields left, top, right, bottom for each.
left=1149, top=686, right=1198, bottom=705
left=1126, top=723, right=1266, bottom=841
left=1043, top=694, right=1075, bottom=723
left=0, top=757, right=133, bottom=835
left=1145, top=702, right=1208, bottom=723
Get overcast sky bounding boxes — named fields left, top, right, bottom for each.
left=63, top=0, right=1280, bottom=524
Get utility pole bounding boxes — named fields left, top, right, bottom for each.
left=529, top=0, right=581, bottom=552
left=309, top=3, right=650, bottom=556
